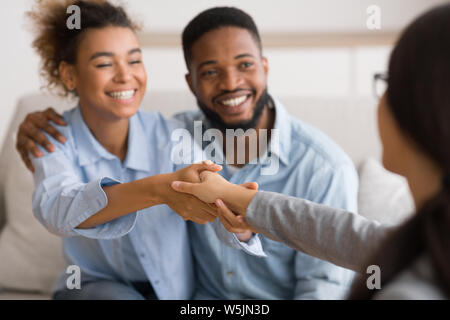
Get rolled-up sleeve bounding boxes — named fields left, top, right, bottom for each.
left=31, top=145, right=137, bottom=239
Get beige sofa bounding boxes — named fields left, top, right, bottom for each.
left=0, top=91, right=415, bottom=299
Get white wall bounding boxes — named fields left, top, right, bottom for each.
left=0, top=0, right=446, bottom=150
left=123, top=0, right=447, bottom=33
left=140, top=45, right=391, bottom=96
left=0, top=0, right=41, bottom=151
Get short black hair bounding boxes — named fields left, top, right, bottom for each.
left=182, top=7, right=262, bottom=69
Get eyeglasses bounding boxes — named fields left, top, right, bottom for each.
left=373, top=73, right=388, bottom=99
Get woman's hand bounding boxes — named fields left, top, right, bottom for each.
left=171, top=170, right=259, bottom=234
left=171, top=170, right=258, bottom=240
left=171, top=170, right=230, bottom=204
left=159, top=161, right=223, bottom=224
left=171, top=170, right=258, bottom=216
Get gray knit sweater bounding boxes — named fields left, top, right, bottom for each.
left=246, top=191, right=446, bottom=300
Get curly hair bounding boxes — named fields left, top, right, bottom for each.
left=27, top=0, right=140, bottom=96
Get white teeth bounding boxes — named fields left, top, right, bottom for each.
left=108, top=90, right=135, bottom=100
left=220, top=95, right=247, bottom=107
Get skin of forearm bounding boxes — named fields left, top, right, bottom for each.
left=76, top=174, right=171, bottom=229
left=222, top=184, right=257, bottom=215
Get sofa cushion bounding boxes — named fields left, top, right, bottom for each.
left=0, top=289, right=51, bottom=300
left=357, top=158, right=415, bottom=225
left=0, top=95, right=69, bottom=294
left=0, top=134, right=66, bottom=294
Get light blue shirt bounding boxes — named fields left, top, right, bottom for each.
left=31, top=107, right=262, bottom=299
left=174, top=97, right=359, bottom=299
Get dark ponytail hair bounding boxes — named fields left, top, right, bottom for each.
left=349, top=3, right=450, bottom=299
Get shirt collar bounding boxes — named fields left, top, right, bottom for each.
left=268, top=97, right=291, bottom=166
left=72, top=107, right=151, bottom=172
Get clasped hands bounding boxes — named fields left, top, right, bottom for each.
left=165, top=160, right=258, bottom=234
left=15, top=109, right=255, bottom=235
left=166, top=161, right=257, bottom=235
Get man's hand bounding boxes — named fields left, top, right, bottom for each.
left=233, top=182, right=258, bottom=241
left=16, top=107, right=67, bottom=172
left=162, top=161, right=223, bottom=225
left=216, top=199, right=258, bottom=235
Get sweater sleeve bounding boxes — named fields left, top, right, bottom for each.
left=246, top=191, right=394, bottom=273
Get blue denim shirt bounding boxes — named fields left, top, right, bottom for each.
left=31, top=107, right=263, bottom=299
left=174, top=97, right=359, bottom=299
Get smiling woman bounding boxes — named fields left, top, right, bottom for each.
left=18, top=0, right=240, bottom=300
left=59, top=26, right=146, bottom=155
left=28, top=0, right=146, bottom=159
left=27, top=0, right=141, bottom=97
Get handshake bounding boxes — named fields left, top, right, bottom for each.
left=163, top=160, right=258, bottom=236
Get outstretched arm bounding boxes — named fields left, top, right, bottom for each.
left=242, top=192, right=392, bottom=273
left=78, top=161, right=223, bottom=229
left=171, top=171, right=393, bottom=273
left=33, top=143, right=223, bottom=239
left=171, top=170, right=256, bottom=215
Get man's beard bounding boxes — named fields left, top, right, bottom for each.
left=196, top=88, right=270, bottom=132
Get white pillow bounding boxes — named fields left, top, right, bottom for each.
left=357, top=158, right=415, bottom=225
left=0, top=131, right=66, bottom=293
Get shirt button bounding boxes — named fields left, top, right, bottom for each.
left=227, top=271, right=234, bottom=277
